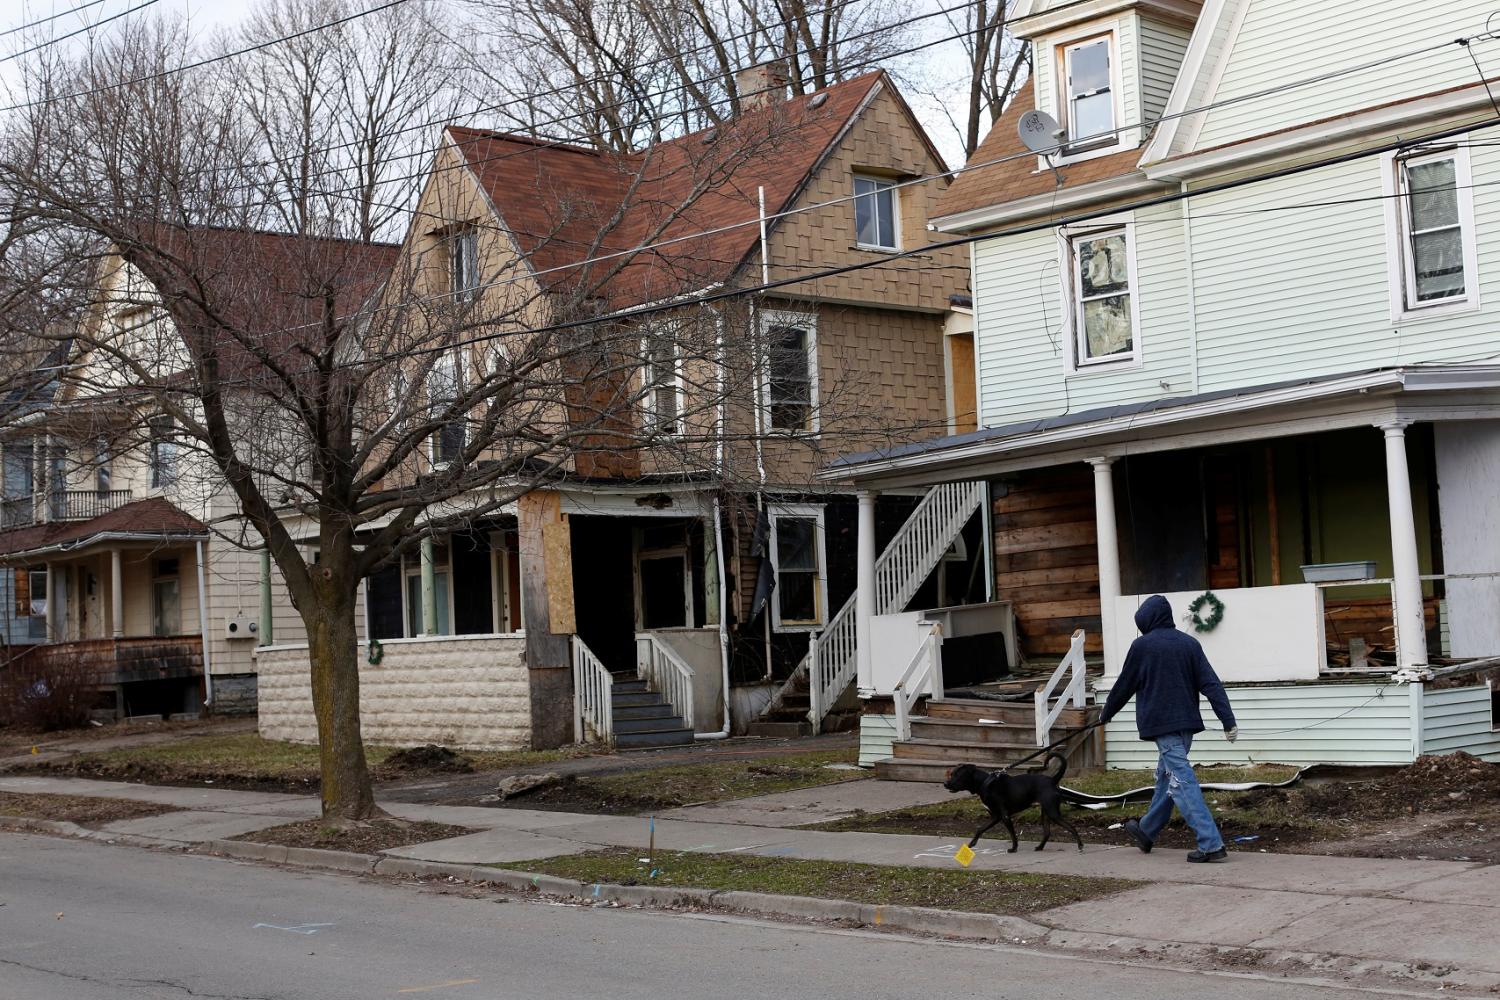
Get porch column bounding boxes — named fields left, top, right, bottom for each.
left=420, top=535, right=438, bottom=636
left=855, top=489, right=878, bottom=694
left=258, top=550, right=273, bottom=647
left=110, top=549, right=123, bottom=638
left=44, top=560, right=56, bottom=642
left=702, top=512, right=720, bottom=626
left=1088, top=458, right=1123, bottom=673
left=1381, top=422, right=1428, bottom=670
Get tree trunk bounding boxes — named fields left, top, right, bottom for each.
left=304, top=583, right=378, bottom=820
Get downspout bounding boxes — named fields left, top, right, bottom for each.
left=696, top=494, right=733, bottom=741
left=196, top=539, right=214, bottom=709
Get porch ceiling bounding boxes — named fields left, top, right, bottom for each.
left=820, top=366, right=1500, bottom=489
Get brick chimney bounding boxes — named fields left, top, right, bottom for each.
left=735, top=60, right=790, bottom=111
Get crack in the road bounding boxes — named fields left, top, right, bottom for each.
left=0, top=955, right=284, bottom=1000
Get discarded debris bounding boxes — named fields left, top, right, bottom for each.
left=496, top=772, right=565, bottom=799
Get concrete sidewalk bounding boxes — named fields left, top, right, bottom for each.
left=4, top=773, right=1497, bottom=990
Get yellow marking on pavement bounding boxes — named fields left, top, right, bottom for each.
left=397, top=979, right=480, bottom=993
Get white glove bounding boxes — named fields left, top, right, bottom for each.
left=1225, top=726, right=1239, bottom=743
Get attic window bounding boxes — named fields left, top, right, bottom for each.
left=853, top=175, right=898, bottom=250
left=449, top=226, right=480, bottom=300
left=1061, top=35, right=1118, bottom=153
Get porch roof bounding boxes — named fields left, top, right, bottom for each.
left=820, top=365, right=1500, bottom=488
left=0, top=497, right=208, bottom=561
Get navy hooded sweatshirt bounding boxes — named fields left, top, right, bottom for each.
left=1099, top=594, right=1237, bottom=741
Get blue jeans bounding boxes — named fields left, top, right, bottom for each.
left=1140, top=732, right=1224, bottom=853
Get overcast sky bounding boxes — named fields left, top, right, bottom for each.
left=0, top=0, right=978, bottom=162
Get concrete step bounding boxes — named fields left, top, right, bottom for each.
left=744, top=720, right=812, bottom=738
left=616, top=728, right=695, bottom=749
left=611, top=704, right=677, bottom=722
left=615, top=714, right=687, bottom=734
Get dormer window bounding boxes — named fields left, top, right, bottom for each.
left=449, top=226, right=480, bottom=300
left=1062, top=35, right=1117, bottom=153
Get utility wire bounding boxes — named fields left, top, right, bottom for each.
left=1, top=0, right=159, bottom=64
left=1, top=0, right=108, bottom=37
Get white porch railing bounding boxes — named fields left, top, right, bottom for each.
left=1034, top=628, right=1087, bottom=747
left=803, top=480, right=986, bottom=732
left=892, top=622, right=945, bottom=742
left=572, top=636, right=614, bottom=743
left=637, top=634, right=695, bottom=731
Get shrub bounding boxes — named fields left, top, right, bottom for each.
left=0, top=652, right=96, bottom=732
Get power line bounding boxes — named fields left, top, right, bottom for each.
left=1, top=0, right=108, bottom=37
left=1, top=0, right=160, bottom=64
left=0, top=0, right=414, bottom=112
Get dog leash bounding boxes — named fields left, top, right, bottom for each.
left=996, top=721, right=1104, bottom=773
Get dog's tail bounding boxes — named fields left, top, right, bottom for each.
left=1043, top=751, right=1068, bottom=784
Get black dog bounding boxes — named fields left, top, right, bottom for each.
left=944, top=755, right=1085, bottom=853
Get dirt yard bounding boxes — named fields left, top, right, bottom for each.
left=230, top=818, right=475, bottom=854
left=0, top=791, right=180, bottom=826
left=815, top=754, right=1500, bottom=861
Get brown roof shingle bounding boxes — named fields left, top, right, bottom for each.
left=449, top=72, right=886, bottom=306
left=0, top=498, right=208, bottom=559
left=935, top=88, right=1144, bottom=224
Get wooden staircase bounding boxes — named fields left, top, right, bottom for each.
left=874, top=696, right=1102, bottom=782
left=745, top=669, right=856, bottom=738
left=610, top=676, right=695, bottom=749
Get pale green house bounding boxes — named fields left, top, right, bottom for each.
left=828, top=0, right=1500, bottom=771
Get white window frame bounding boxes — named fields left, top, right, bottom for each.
left=1057, top=218, right=1142, bottom=373
left=641, top=325, right=684, bottom=438
left=853, top=173, right=900, bottom=251
left=1382, top=143, right=1480, bottom=322
left=148, top=414, right=178, bottom=490
left=767, top=502, right=828, bottom=632
left=428, top=350, right=466, bottom=468
left=758, top=309, right=820, bottom=436
left=1055, top=27, right=1127, bottom=164
left=449, top=226, right=481, bottom=301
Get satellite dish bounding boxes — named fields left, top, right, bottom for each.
left=1018, top=109, right=1066, bottom=153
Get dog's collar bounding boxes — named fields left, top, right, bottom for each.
left=980, top=770, right=1001, bottom=795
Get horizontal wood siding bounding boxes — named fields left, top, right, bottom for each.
left=1099, top=681, right=1413, bottom=768
left=1422, top=685, right=1500, bottom=761
left=994, top=466, right=1102, bottom=660
left=1137, top=16, right=1191, bottom=123
left=859, top=713, right=899, bottom=767
left=972, top=200, right=1194, bottom=426
left=1195, top=0, right=1496, bottom=150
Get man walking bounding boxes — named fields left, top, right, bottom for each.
left=1099, top=594, right=1239, bottom=862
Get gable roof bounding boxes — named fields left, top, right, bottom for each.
left=446, top=72, right=890, bottom=306
left=933, top=87, right=1146, bottom=225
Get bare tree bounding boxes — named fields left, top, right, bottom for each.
left=228, top=0, right=469, bottom=241
left=455, top=0, right=916, bottom=150
left=0, top=17, right=929, bottom=819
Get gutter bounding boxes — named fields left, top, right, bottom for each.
left=196, top=538, right=214, bottom=709
left=931, top=174, right=1162, bottom=234
left=2, top=530, right=211, bottom=562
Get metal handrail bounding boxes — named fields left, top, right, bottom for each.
left=638, top=634, right=695, bottom=731
left=893, top=622, right=944, bottom=742
left=1034, top=629, right=1087, bottom=747
left=571, top=636, right=614, bottom=743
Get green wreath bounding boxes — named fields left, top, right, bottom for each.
left=1187, top=591, right=1225, bottom=633
left=367, top=638, right=385, bottom=666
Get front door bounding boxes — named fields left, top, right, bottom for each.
left=637, top=554, right=689, bottom=629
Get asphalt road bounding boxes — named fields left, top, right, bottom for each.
left=0, top=833, right=1402, bottom=1000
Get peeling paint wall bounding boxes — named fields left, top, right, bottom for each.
left=255, top=635, right=530, bottom=749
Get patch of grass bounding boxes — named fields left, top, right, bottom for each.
left=506, top=749, right=866, bottom=814
left=232, top=818, right=474, bottom=854
left=0, top=791, right=180, bottom=826
left=809, top=765, right=1328, bottom=850
left=498, top=848, right=1137, bottom=916
left=33, top=732, right=592, bottom=792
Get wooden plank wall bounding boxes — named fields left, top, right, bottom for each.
left=993, top=467, right=1103, bottom=662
